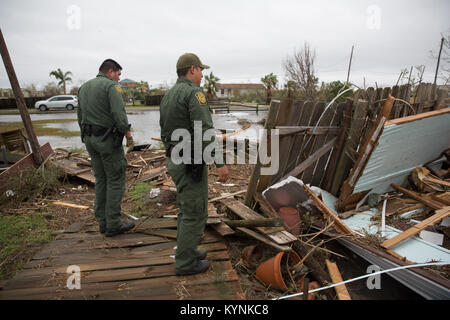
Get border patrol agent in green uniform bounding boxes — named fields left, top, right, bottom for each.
left=160, top=53, right=229, bottom=276
left=77, top=59, right=135, bottom=237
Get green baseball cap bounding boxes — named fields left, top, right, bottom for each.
left=176, top=53, right=210, bottom=71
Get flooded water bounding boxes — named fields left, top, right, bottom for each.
left=1, top=109, right=267, bottom=149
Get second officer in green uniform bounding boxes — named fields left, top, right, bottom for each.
left=77, top=59, right=135, bottom=237
left=160, top=53, right=229, bottom=276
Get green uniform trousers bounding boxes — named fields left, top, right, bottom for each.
left=167, top=157, right=209, bottom=273
left=85, top=135, right=127, bottom=230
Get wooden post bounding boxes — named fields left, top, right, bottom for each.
left=433, top=37, right=445, bottom=86
left=0, top=28, right=43, bottom=165
left=336, top=94, right=394, bottom=211
left=324, top=100, right=352, bottom=193
left=244, top=100, right=280, bottom=207
left=346, top=45, right=354, bottom=85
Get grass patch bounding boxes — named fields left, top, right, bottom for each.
left=0, top=211, right=53, bottom=280
left=0, top=163, right=64, bottom=205
left=127, top=183, right=156, bottom=218
left=0, top=119, right=80, bottom=137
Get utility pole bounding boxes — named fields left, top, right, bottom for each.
left=0, top=28, right=43, bottom=165
left=346, top=45, right=354, bottom=85
left=432, top=37, right=445, bottom=107
left=433, top=37, right=445, bottom=86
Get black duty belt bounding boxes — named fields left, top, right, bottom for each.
left=82, top=124, right=108, bottom=136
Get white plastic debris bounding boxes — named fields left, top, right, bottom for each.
left=148, top=188, right=161, bottom=199
left=5, top=190, right=14, bottom=197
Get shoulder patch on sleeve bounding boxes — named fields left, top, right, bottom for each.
left=194, top=91, right=207, bottom=105
left=114, top=85, right=123, bottom=94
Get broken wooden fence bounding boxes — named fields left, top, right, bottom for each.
left=245, top=84, right=447, bottom=207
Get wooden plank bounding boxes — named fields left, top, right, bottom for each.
left=385, top=107, right=450, bottom=126
left=258, top=99, right=292, bottom=191
left=208, top=189, right=246, bottom=203
left=381, top=206, right=450, bottom=249
left=134, top=218, right=178, bottom=232
left=390, top=85, right=401, bottom=119
left=144, top=228, right=177, bottom=239
left=244, top=99, right=280, bottom=206
left=210, top=222, right=235, bottom=236
left=302, top=101, right=332, bottom=184
left=253, top=192, right=278, bottom=218
left=336, top=94, right=394, bottom=211
left=0, top=261, right=242, bottom=300
left=302, top=184, right=355, bottom=236
left=400, top=85, right=412, bottom=117
left=141, top=166, right=167, bottom=182
left=236, top=227, right=291, bottom=252
left=330, top=99, right=369, bottom=195
left=415, top=83, right=426, bottom=114
left=280, top=138, right=336, bottom=181
left=207, top=202, right=234, bottom=235
left=223, top=218, right=284, bottom=228
left=284, top=101, right=314, bottom=174
left=390, top=184, right=444, bottom=210
left=7, top=249, right=232, bottom=290
left=221, top=198, right=297, bottom=244
left=51, top=201, right=89, bottom=210
left=272, top=100, right=304, bottom=182
left=323, top=100, right=352, bottom=192
left=25, top=239, right=225, bottom=269
left=297, top=102, right=326, bottom=182
left=314, top=102, right=344, bottom=188
left=325, top=259, right=351, bottom=300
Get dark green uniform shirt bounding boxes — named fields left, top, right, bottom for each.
left=160, top=77, right=223, bottom=167
left=77, top=72, right=129, bottom=133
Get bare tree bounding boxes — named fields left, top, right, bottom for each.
left=283, top=42, right=319, bottom=100
left=430, top=29, right=450, bottom=85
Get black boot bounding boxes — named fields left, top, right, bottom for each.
left=176, top=259, right=211, bottom=276
left=105, top=220, right=135, bottom=237
left=197, top=249, right=207, bottom=260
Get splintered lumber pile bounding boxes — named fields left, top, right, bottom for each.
left=381, top=206, right=450, bottom=249
left=221, top=198, right=297, bottom=250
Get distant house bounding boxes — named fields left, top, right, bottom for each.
left=216, top=83, right=264, bottom=98
left=119, top=79, right=138, bottom=89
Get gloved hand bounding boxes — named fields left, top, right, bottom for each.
left=126, top=135, right=134, bottom=147
left=126, top=135, right=134, bottom=153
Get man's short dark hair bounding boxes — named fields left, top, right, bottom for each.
left=177, top=66, right=191, bottom=77
left=99, top=59, right=122, bottom=73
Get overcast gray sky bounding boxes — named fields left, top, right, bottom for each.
left=0, top=0, right=449, bottom=91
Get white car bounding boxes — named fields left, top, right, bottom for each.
left=35, top=95, right=78, bottom=111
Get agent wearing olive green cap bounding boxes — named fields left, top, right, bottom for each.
left=77, top=59, right=135, bottom=237
left=160, top=53, right=229, bottom=276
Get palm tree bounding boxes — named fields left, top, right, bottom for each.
left=261, top=73, right=278, bottom=104
left=136, top=81, right=150, bottom=101
left=203, top=72, right=220, bottom=100
left=49, top=68, right=73, bottom=94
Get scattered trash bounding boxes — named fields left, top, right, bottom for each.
left=5, top=189, right=14, bottom=197
left=148, top=188, right=161, bottom=199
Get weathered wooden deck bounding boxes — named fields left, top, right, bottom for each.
left=0, top=221, right=245, bottom=300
